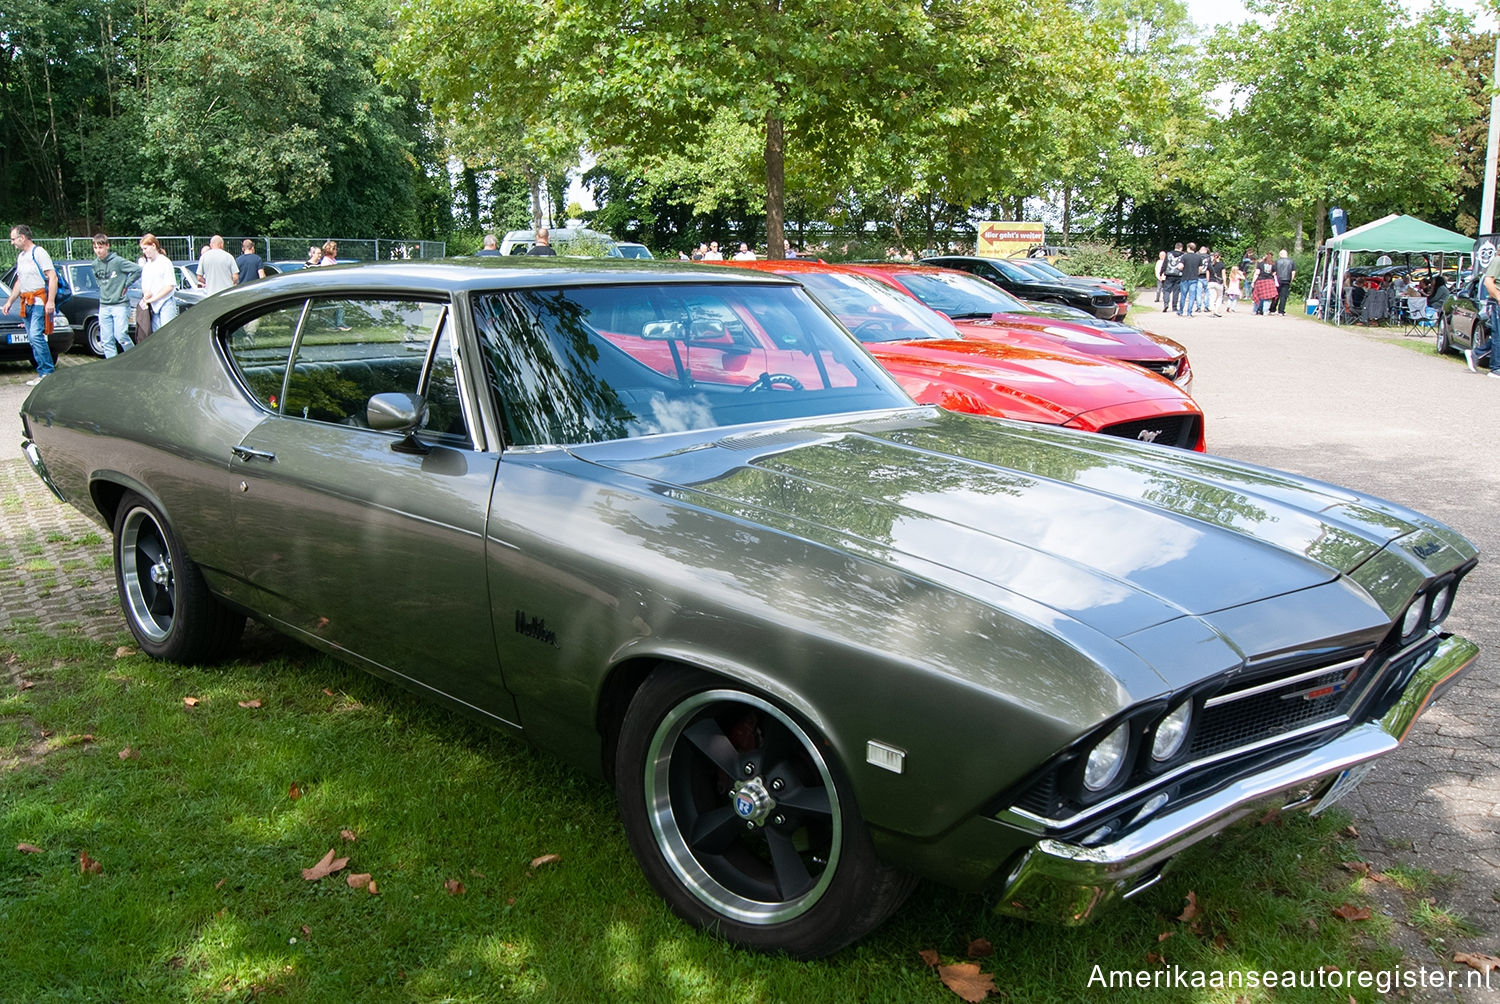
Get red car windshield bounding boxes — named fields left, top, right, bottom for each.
left=895, top=270, right=1031, bottom=318
left=792, top=271, right=962, bottom=343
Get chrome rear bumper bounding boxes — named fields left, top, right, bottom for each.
left=996, top=632, right=1479, bottom=924
left=21, top=438, right=66, bottom=502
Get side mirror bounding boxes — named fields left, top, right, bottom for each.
left=367, top=392, right=430, bottom=454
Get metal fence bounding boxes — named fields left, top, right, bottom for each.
left=2, top=235, right=446, bottom=269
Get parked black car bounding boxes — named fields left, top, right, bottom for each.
left=922, top=255, right=1129, bottom=320
left=1437, top=272, right=1490, bottom=359
left=3, top=259, right=107, bottom=355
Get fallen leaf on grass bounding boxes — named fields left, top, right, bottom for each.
left=79, top=851, right=103, bottom=874
left=237, top=699, right=261, bottom=709
left=919, top=949, right=940, bottom=968
left=1177, top=891, right=1201, bottom=923
left=71, top=734, right=95, bottom=744
left=322, top=688, right=335, bottom=697
left=1342, top=825, right=1359, bottom=838
left=215, top=878, right=226, bottom=889
left=301, top=849, right=349, bottom=881
left=340, top=829, right=356, bottom=842
left=938, top=962, right=994, bottom=1002
left=966, top=938, right=993, bottom=959
left=1341, top=860, right=1370, bottom=876
left=444, top=879, right=465, bottom=895
left=530, top=853, right=561, bottom=869
left=114, top=646, right=136, bottom=658
left=288, top=783, right=302, bottom=801
left=118, top=747, right=139, bottom=760
left=1145, top=952, right=1164, bottom=966
left=1455, top=952, right=1500, bottom=974
left=1331, top=903, right=1371, bottom=921
left=1158, top=931, right=1174, bottom=943
left=183, top=696, right=199, bottom=707
left=17, top=679, right=33, bottom=691
left=347, top=873, right=378, bottom=893
left=17, top=843, right=42, bottom=854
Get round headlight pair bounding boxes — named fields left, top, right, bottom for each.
left=1431, top=582, right=1456, bottom=625
left=1083, top=724, right=1129, bottom=791
left=1401, top=599, right=1424, bottom=639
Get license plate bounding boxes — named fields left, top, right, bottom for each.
left=7, top=331, right=28, bottom=344
left=1311, top=762, right=1375, bottom=815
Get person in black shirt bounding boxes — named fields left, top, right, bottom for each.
left=1178, top=243, right=1204, bottom=317
left=526, top=228, right=558, bottom=256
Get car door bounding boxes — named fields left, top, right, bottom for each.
left=223, top=294, right=517, bottom=724
left=1448, top=277, right=1480, bottom=345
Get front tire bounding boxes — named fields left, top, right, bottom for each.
left=84, top=317, right=104, bottom=357
left=615, top=665, right=915, bottom=958
left=1435, top=315, right=1450, bottom=355
left=113, top=491, right=244, bottom=662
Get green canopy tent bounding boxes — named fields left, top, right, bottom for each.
left=1312, top=214, right=1472, bottom=324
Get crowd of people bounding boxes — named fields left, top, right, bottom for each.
left=1153, top=243, right=1298, bottom=317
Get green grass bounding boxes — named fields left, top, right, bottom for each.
left=0, top=626, right=1416, bottom=1002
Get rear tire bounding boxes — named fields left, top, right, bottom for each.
left=615, top=665, right=915, bottom=958
left=1434, top=315, right=1450, bottom=355
left=113, top=491, right=244, bottom=662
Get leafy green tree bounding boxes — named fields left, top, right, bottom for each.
left=1208, top=0, right=1472, bottom=248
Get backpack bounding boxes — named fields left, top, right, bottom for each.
left=31, top=249, right=71, bottom=305
left=1164, top=251, right=1184, bottom=277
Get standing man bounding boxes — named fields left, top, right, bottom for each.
left=1272, top=249, right=1297, bottom=315
left=1468, top=251, right=1500, bottom=379
left=702, top=241, right=724, bottom=261
left=1162, top=243, right=1184, bottom=313
left=90, top=234, right=141, bottom=358
left=3, top=225, right=58, bottom=384
left=198, top=235, right=238, bottom=294
left=1203, top=246, right=1224, bottom=317
left=1178, top=242, right=1203, bottom=317
left=526, top=228, right=557, bottom=256
left=476, top=234, right=501, bottom=256
left=235, top=239, right=266, bottom=284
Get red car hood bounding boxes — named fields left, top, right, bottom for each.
left=868, top=337, right=1190, bottom=426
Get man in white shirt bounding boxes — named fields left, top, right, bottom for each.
left=2, top=224, right=58, bottom=384
left=197, top=235, right=238, bottom=294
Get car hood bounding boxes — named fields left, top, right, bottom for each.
left=867, top=338, right=1188, bottom=424
left=569, top=408, right=1470, bottom=644
left=953, top=314, right=1176, bottom=361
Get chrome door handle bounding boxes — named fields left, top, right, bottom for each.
left=231, top=446, right=276, bottom=462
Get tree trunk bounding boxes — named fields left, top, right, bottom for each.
left=527, top=168, right=544, bottom=230
left=1061, top=187, right=1071, bottom=242
left=764, top=112, right=786, bottom=259
left=1294, top=217, right=1305, bottom=253
left=1314, top=196, right=1326, bottom=249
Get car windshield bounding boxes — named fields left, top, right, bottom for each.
left=616, top=245, right=654, bottom=259
left=1016, top=260, right=1067, bottom=280
left=793, top=271, right=961, bottom=343
left=472, top=282, right=912, bottom=447
left=894, top=270, right=1031, bottom=318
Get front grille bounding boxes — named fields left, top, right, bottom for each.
left=1100, top=414, right=1200, bottom=449
left=1189, top=654, right=1368, bottom=760
left=1132, top=357, right=1183, bottom=382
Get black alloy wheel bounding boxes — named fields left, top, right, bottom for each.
left=615, top=665, right=915, bottom=958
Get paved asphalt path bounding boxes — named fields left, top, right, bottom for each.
left=2, top=301, right=1498, bottom=984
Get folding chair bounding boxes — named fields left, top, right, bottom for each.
left=1402, top=296, right=1432, bottom=336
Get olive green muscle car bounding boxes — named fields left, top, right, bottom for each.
left=19, top=261, right=1480, bottom=957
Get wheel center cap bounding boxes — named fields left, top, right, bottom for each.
left=731, top=777, right=775, bottom=826
left=150, top=561, right=170, bottom=587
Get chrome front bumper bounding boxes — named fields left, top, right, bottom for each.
left=996, top=632, right=1479, bottom=924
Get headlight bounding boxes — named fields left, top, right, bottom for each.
left=1431, top=582, right=1455, bottom=624
left=1401, top=599, right=1424, bottom=639
left=1083, top=723, right=1130, bottom=791
left=1151, top=703, right=1192, bottom=762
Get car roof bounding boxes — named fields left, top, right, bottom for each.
left=185, top=259, right=801, bottom=302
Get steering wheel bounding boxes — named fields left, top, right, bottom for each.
left=851, top=318, right=896, bottom=340
left=744, top=372, right=804, bottom=392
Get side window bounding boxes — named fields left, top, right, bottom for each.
left=225, top=303, right=306, bottom=410
left=281, top=298, right=450, bottom=429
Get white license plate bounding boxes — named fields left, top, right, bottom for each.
left=1311, top=762, right=1375, bottom=815
left=7, top=331, right=28, bottom=344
